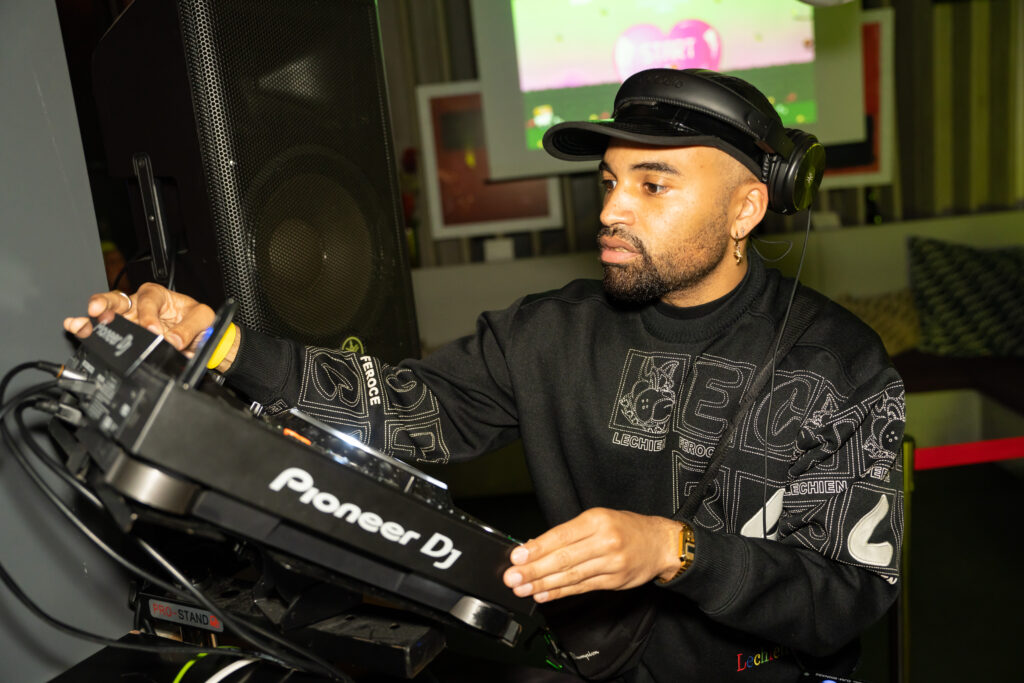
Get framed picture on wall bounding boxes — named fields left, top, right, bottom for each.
left=820, top=7, right=895, bottom=189
left=416, top=80, right=563, bottom=240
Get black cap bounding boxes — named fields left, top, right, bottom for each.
left=542, top=68, right=793, bottom=179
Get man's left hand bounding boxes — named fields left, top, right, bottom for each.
left=502, top=507, right=682, bottom=602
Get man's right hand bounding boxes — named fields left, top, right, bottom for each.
left=63, top=282, right=219, bottom=359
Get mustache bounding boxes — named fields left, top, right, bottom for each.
left=597, top=226, right=647, bottom=255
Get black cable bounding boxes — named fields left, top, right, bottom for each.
left=0, top=394, right=277, bottom=663
left=1, top=380, right=59, bottom=421
left=7, top=404, right=181, bottom=596
left=138, top=539, right=353, bottom=683
left=110, top=257, right=134, bottom=292
left=2, top=391, right=344, bottom=675
left=112, top=245, right=187, bottom=293
left=760, top=210, right=812, bottom=542
left=750, top=234, right=795, bottom=263
left=0, top=363, right=41, bottom=406
left=2, top=366, right=352, bottom=679
left=110, top=247, right=150, bottom=292
left=14, top=402, right=104, bottom=509
left=0, top=558, right=271, bottom=659
left=166, top=238, right=178, bottom=292
left=0, top=362, right=67, bottom=405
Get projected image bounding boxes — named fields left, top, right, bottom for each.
left=511, top=0, right=817, bottom=150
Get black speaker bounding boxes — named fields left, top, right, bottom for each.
left=92, top=0, right=419, bottom=361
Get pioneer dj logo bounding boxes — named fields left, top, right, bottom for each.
left=269, top=467, right=462, bottom=570
left=93, top=325, right=134, bottom=357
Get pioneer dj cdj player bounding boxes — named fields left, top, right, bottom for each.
left=10, top=301, right=563, bottom=681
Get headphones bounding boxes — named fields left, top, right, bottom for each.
left=763, top=127, right=826, bottom=215
left=621, top=69, right=826, bottom=215
left=549, top=68, right=828, bottom=215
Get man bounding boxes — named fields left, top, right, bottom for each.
left=65, top=69, right=904, bottom=681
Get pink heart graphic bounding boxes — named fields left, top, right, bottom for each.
left=614, top=20, right=722, bottom=81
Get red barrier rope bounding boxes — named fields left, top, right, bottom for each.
left=914, top=436, right=1024, bottom=471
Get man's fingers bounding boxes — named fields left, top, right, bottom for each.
left=503, top=509, right=679, bottom=603
left=133, top=288, right=166, bottom=336
left=68, top=292, right=133, bottom=338
left=504, top=510, right=612, bottom=592
left=505, top=535, right=605, bottom=593
left=525, top=568, right=621, bottom=603
left=166, top=304, right=216, bottom=351
left=86, top=291, right=133, bottom=322
left=68, top=286, right=214, bottom=351
left=510, top=511, right=604, bottom=566
left=533, top=575, right=613, bottom=603
left=510, top=556, right=614, bottom=600
left=63, top=316, right=93, bottom=339
left=86, top=293, right=112, bottom=318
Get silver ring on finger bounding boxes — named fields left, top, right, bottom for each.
left=118, top=291, right=133, bottom=312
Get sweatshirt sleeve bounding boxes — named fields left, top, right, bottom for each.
left=222, top=307, right=522, bottom=464
left=660, top=369, right=905, bottom=656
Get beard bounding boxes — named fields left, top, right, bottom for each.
left=598, top=212, right=732, bottom=305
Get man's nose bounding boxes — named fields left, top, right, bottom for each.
left=600, top=186, right=634, bottom=227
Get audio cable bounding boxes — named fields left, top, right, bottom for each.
left=0, top=365, right=355, bottom=680
left=759, top=208, right=813, bottom=542
left=0, top=383, right=270, bottom=661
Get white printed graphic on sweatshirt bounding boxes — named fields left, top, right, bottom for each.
left=741, top=371, right=830, bottom=458
left=847, top=493, right=894, bottom=566
left=385, top=415, right=451, bottom=464
left=675, top=354, right=754, bottom=441
left=305, top=350, right=368, bottom=415
left=609, top=350, right=689, bottom=450
left=382, top=366, right=438, bottom=415
left=297, top=351, right=451, bottom=465
left=611, top=347, right=904, bottom=578
left=296, top=350, right=373, bottom=443
left=671, top=455, right=728, bottom=531
left=862, top=390, right=905, bottom=481
left=740, top=487, right=785, bottom=540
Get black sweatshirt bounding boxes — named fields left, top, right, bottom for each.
left=226, top=254, right=904, bottom=681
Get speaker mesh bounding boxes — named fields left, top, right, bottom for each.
left=172, top=0, right=415, bottom=353
left=250, top=153, right=376, bottom=339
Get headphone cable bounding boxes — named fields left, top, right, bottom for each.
left=761, top=208, right=813, bottom=542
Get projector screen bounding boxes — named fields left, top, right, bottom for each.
left=472, top=0, right=865, bottom=180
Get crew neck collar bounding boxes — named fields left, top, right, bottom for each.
left=639, top=250, right=766, bottom=343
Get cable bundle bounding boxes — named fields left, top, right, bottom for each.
left=0, top=362, right=354, bottom=682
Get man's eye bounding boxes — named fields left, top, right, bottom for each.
left=600, top=178, right=616, bottom=192
left=645, top=182, right=667, bottom=194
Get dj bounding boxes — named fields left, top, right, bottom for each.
left=65, top=69, right=904, bottom=681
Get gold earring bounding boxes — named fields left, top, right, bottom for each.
left=734, top=238, right=743, bottom=264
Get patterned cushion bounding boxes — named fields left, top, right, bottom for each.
left=834, top=289, right=920, bottom=358
left=907, top=236, right=1024, bottom=357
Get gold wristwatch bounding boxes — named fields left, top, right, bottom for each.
left=658, top=521, right=696, bottom=584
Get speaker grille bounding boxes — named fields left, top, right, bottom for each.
left=173, top=0, right=416, bottom=354
left=250, top=150, right=377, bottom=339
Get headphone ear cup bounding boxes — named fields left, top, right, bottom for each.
left=766, top=129, right=826, bottom=215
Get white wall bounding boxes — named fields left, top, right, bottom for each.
left=411, top=209, right=1024, bottom=351
left=780, top=209, right=1024, bottom=298
left=412, top=251, right=602, bottom=352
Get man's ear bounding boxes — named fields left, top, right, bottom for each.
left=732, top=182, right=768, bottom=241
